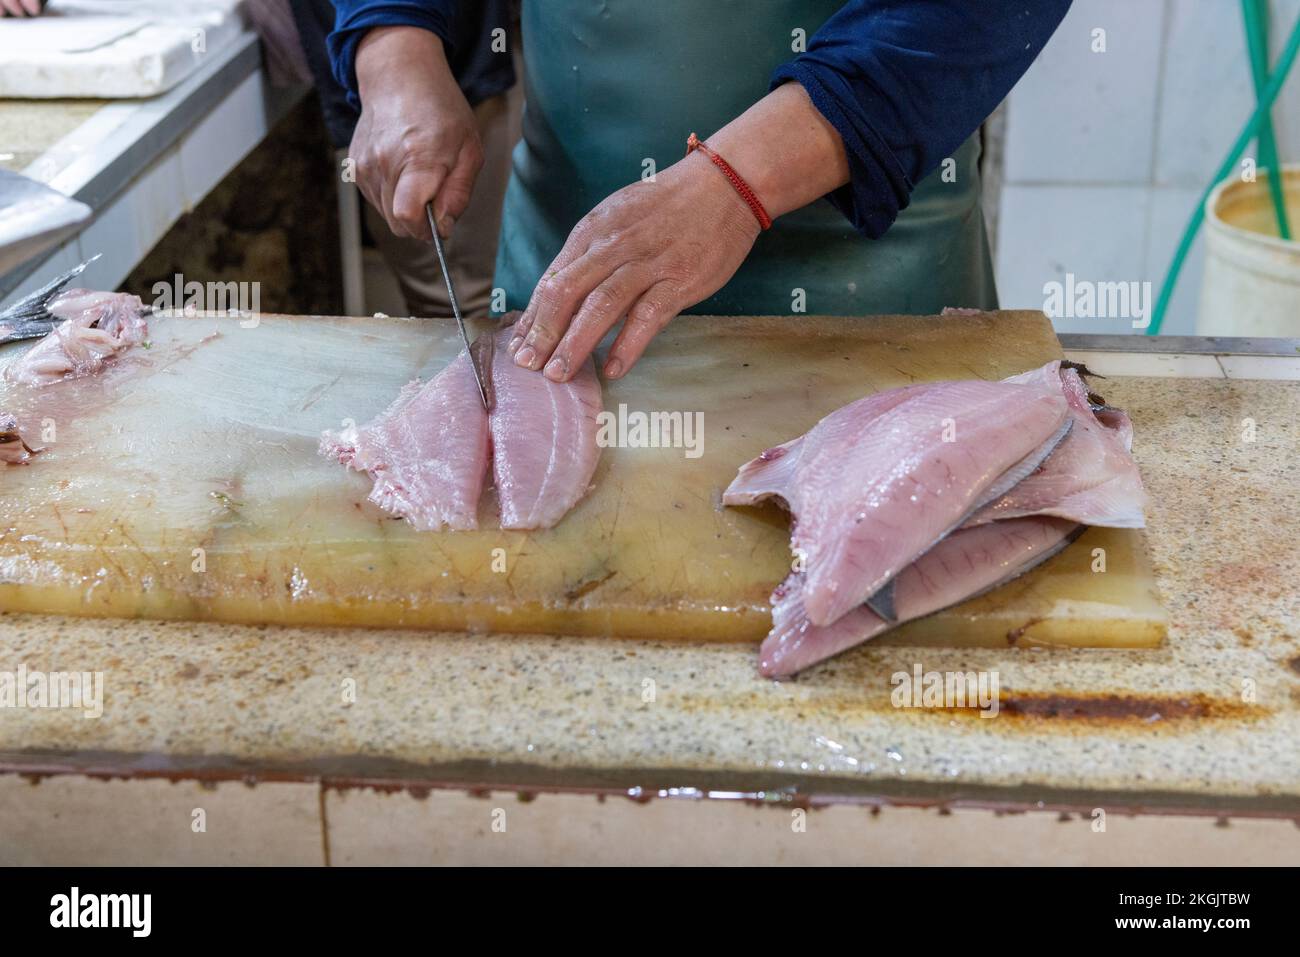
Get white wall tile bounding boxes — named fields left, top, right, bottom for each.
left=1153, top=1, right=1256, bottom=187
left=1142, top=185, right=1207, bottom=336
left=996, top=183, right=1152, bottom=335
left=1004, top=0, right=1165, bottom=185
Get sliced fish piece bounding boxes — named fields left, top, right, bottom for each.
left=965, top=362, right=1147, bottom=528
left=488, top=328, right=603, bottom=530
left=727, top=376, right=1069, bottom=627
left=320, top=349, right=490, bottom=531
left=3, top=289, right=148, bottom=387
left=760, top=517, right=1082, bottom=677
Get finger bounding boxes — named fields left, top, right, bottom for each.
left=506, top=311, right=534, bottom=356
left=432, top=138, right=483, bottom=238
left=603, top=282, right=685, bottom=379
left=389, top=162, right=449, bottom=240
left=512, top=254, right=610, bottom=371
left=0, top=0, right=24, bottom=16
left=543, top=265, right=646, bottom=382
left=21, top=0, right=40, bottom=13
left=508, top=216, right=601, bottom=356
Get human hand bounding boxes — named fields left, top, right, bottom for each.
left=349, top=27, right=482, bottom=240
left=508, top=154, right=761, bottom=382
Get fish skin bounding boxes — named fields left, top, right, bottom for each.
left=760, top=517, right=1081, bottom=677
left=488, top=328, right=603, bottom=530
left=788, top=379, right=1068, bottom=626
left=3, top=290, right=147, bottom=387
left=0, top=412, right=34, bottom=465
left=964, top=362, right=1147, bottom=528
left=320, top=350, right=490, bottom=531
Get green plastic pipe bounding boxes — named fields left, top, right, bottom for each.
left=1244, top=0, right=1291, bottom=238
left=1148, top=9, right=1300, bottom=335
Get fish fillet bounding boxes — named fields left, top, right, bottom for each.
left=488, top=328, right=603, bottom=529
left=965, top=361, right=1147, bottom=528
left=725, top=376, right=1069, bottom=626
left=322, top=328, right=602, bottom=532
left=759, top=517, right=1082, bottom=676
left=4, top=289, right=148, bottom=387
left=321, top=350, right=491, bottom=531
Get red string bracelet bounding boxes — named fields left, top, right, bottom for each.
left=686, top=132, right=773, bottom=231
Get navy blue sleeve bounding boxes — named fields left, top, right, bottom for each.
left=771, top=0, right=1072, bottom=238
left=327, top=0, right=457, bottom=111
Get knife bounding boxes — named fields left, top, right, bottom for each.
left=426, top=202, right=489, bottom=411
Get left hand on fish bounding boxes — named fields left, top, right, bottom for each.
left=507, top=83, right=851, bottom=383
left=507, top=157, right=761, bottom=383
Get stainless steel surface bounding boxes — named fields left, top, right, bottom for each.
left=1060, top=332, right=1300, bottom=356
left=426, top=201, right=489, bottom=409
left=0, top=169, right=90, bottom=276
left=0, top=253, right=97, bottom=341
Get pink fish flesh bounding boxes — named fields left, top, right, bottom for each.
left=322, top=328, right=603, bottom=531
left=724, top=376, right=1070, bottom=626
left=487, top=328, right=603, bottom=530
left=759, top=517, right=1082, bottom=677
left=321, top=349, right=490, bottom=531
left=725, top=359, right=1148, bottom=676
left=963, top=361, right=1146, bottom=528
left=4, top=289, right=148, bottom=387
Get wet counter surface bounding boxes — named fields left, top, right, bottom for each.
left=1, top=374, right=1298, bottom=815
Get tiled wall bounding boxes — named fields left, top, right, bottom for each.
left=997, top=0, right=1300, bottom=335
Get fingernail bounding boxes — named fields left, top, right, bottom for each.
left=543, top=358, right=565, bottom=381
left=604, top=358, right=623, bottom=379
left=515, top=345, right=536, bottom=368
left=507, top=336, right=523, bottom=355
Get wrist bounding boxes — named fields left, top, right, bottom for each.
left=677, top=152, right=764, bottom=238
left=705, top=83, right=850, bottom=220
left=356, top=26, right=449, bottom=101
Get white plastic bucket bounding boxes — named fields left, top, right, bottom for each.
left=1197, top=165, right=1300, bottom=337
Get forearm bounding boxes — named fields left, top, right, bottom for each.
left=704, top=83, right=850, bottom=221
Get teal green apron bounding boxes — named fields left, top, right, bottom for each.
left=495, top=0, right=996, bottom=316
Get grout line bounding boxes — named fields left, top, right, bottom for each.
left=319, top=782, right=332, bottom=867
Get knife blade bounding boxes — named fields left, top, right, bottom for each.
left=426, top=202, right=489, bottom=411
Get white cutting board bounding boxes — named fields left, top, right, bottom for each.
left=0, top=0, right=246, bottom=99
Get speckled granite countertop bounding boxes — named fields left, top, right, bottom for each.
left=1, top=376, right=1298, bottom=813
